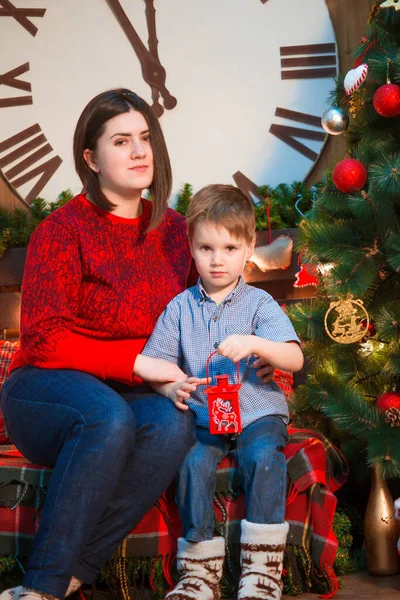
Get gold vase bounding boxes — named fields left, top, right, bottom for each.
left=364, top=463, right=400, bottom=576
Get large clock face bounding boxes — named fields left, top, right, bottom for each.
left=0, top=0, right=337, bottom=207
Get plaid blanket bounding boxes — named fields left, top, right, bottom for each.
left=0, top=428, right=348, bottom=597
left=0, top=341, right=349, bottom=597
left=0, top=341, right=19, bottom=444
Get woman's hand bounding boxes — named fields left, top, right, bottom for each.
left=166, top=376, right=209, bottom=411
left=253, top=355, right=274, bottom=383
left=134, top=354, right=187, bottom=383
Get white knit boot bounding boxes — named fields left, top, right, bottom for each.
left=0, top=578, right=83, bottom=600
left=238, top=520, right=289, bottom=600
left=165, top=537, right=225, bottom=600
left=0, top=588, right=23, bottom=600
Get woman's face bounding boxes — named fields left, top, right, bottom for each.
left=84, top=109, right=154, bottom=198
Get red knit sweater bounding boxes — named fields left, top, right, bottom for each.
left=9, top=194, right=194, bottom=385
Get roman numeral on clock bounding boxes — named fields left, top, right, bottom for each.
left=280, top=44, right=336, bottom=80
left=0, top=0, right=46, bottom=37
left=0, top=63, right=32, bottom=108
left=232, top=171, right=262, bottom=203
left=269, top=108, right=325, bottom=161
left=0, top=124, right=62, bottom=205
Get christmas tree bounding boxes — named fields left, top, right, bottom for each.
left=288, top=1, right=400, bottom=481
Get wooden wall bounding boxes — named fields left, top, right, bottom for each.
left=0, top=0, right=375, bottom=210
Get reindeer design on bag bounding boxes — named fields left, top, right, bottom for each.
left=212, top=398, right=238, bottom=432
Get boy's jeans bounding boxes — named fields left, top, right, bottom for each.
left=0, top=366, right=196, bottom=599
left=176, top=415, right=288, bottom=542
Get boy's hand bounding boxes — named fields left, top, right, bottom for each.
left=168, top=377, right=209, bottom=411
left=134, top=355, right=187, bottom=383
left=217, top=335, right=255, bottom=363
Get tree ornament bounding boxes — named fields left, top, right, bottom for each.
left=380, top=0, right=400, bottom=11
left=321, top=107, right=349, bottom=135
left=344, top=64, right=368, bottom=95
left=324, top=294, right=369, bottom=344
left=360, top=318, right=377, bottom=339
left=348, top=89, right=363, bottom=117
left=373, top=83, right=400, bottom=117
left=376, top=391, right=400, bottom=427
left=332, top=158, right=367, bottom=193
left=394, top=497, right=400, bottom=556
left=248, top=236, right=293, bottom=272
left=294, top=260, right=318, bottom=288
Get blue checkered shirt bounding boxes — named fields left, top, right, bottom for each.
left=142, top=277, right=300, bottom=428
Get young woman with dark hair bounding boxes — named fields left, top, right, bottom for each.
left=0, top=88, right=196, bottom=600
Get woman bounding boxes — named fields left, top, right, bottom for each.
left=0, top=89, right=273, bottom=600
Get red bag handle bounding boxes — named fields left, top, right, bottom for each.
left=206, top=350, right=241, bottom=385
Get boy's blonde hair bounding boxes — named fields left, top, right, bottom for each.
left=186, top=184, right=256, bottom=244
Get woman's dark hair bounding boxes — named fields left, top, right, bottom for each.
left=73, top=88, right=172, bottom=230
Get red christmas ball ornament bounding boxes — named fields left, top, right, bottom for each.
left=360, top=319, right=376, bottom=338
left=332, top=159, right=367, bottom=194
left=376, top=391, right=400, bottom=428
left=373, top=83, right=400, bottom=118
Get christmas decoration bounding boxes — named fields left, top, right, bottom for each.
left=294, top=260, right=318, bottom=288
left=380, top=0, right=400, bottom=11
left=324, top=294, right=370, bottom=344
left=205, top=352, right=242, bottom=434
left=373, top=83, right=400, bottom=117
left=376, top=391, right=400, bottom=427
left=360, top=318, right=377, bottom=340
left=321, top=107, right=349, bottom=135
left=394, top=497, right=400, bottom=556
left=364, top=464, right=400, bottom=575
left=344, top=63, right=368, bottom=96
left=286, top=4, right=400, bottom=494
left=248, top=236, right=293, bottom=272
left=332, top=158, right=367, bottom=193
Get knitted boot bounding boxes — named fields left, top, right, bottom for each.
left=0, top=578, right=83, bottom=600
left=165, top=537, right=225, bottom=600
left=238, top=519, right=289, bottom=600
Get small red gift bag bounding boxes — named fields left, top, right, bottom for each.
left=205, top=351, right=242, bottom=434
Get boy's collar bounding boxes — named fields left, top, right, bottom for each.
left=197, top=276, right=245, bottom=305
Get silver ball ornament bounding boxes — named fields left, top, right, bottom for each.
left=321, top=107, right=349, bottom=135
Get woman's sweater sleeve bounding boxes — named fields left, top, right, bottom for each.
left=19, top=219, right=143, bottom=385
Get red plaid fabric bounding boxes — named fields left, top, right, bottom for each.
left=0, top=341, right=19, bottom=444
left=274, top=369, right=294, bottom=401
left=0, top=427, right=348, bottom=597
left=0, top=344, right=347, bottom=596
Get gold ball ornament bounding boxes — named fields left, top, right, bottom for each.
left=321, top=107, right=349, bottom=135
left=324, top=294, right=370, bottom=344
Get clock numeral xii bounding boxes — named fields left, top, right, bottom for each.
left=0, top=124, right=62, bottom=205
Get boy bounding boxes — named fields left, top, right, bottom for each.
left=143, top=184, right=304, bottom=600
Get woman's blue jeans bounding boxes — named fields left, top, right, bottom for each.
left=0, top=366, right=196, bottom=599
left=176, top=415, right=288, bottom=542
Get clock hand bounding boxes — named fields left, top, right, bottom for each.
left=150, top=86, right=163, bottom=118
left=105, top=0, right=177, bottom=115
left=144, top=0, right=177, bottom=116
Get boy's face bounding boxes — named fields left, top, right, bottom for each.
left=190, top=222, right=255, bottom=298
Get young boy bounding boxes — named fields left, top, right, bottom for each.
left=142, top=184, right=304, bottom=600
